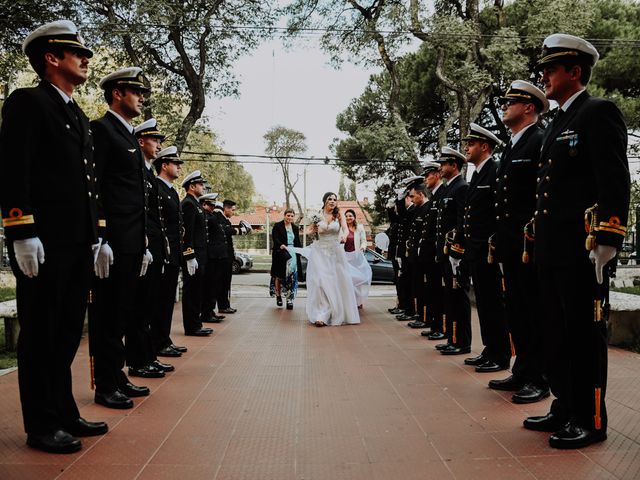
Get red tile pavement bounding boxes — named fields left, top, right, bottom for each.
left=0, top=296, right=639, bottom=479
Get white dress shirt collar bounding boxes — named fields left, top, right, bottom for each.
left=107, top=109, right=134, bottom=134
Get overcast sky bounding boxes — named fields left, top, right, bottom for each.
left=206, top=38, right=377, bottom=210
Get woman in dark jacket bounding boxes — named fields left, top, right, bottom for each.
left=270, top=209, right=302, bottom=309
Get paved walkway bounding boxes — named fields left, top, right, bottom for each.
left=0, top=292, right=639, bottom=480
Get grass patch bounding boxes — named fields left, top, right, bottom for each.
left=0, top=287, right=16, bottom=302
left=0, top=324, right=18, bottom=369
left=611, top=286, right=640, bottom=296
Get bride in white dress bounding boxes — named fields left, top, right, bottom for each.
left=295, top=192, right=361, bottom=327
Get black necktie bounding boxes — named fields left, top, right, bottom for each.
left=471, top=171, right=479, bottom=184
left=67, top=100, right=81, bottom=127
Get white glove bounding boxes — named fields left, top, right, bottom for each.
left=589, top=245, right=617, bottom=285
left=498, top=262, right=504, bottom=275
left=395, top=188, right=406, bottom=201
left=385, top=198, right=395, bottom=209
left=186, top=258, right=198, bottom=276
left=449, top=256, right=461, bottom=271
left=13, top=237, right=45, bottom=278
left=95, top=243, right=114, bottom=279
left=92, top=238, right=102, bottom=264
left=140, top=249, right=153, bottom=277
left=240, top=226, right=247, bottom=235
left=397, top=257, right=402, bottom=269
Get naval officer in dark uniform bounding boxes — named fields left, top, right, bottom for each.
left=153, top=147, right=188, bottom=356
left=133, top=118, right=174, bottom=376
left=0, top=20, right=107, bottom=453
left=181, top=171, right=214, bottom=336
left=489, top=80, right=549, bottom=404
left=523, top=34, right=629, bottom=450
left=395, top=175, right=424, bottom=321
left=91, top=67, right=153, bottom=409
left=200, top=194, right=228, bottom=323
left=433, top=148, right=472, bottom=355
left=449, top=124, right=510, bottom=372
left=415, top=162, right=446, bottom=338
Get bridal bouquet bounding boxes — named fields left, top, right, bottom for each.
left=309, top=213, right=323, bottom=240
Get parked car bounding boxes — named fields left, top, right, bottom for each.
left=299, top=248, right=394, bottom=284
left=232, top=251, right=253, bottom=274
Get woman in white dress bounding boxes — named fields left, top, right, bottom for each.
left=343, top=209, right=372, bottom=308
left=296, top=192, right=361, bottom=327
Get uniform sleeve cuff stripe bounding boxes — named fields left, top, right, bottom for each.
left=2, top=215, right=34, bottom=227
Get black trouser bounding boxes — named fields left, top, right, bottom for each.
left=9, top=244, right=91, bottom=434
left=391, top=259, right=402, bottom=308
left=398, top=258, right=415, bottom=314
left=202, top=257, right=226, bottom=315
left=467, top=258, right=510, bottom=366
left=502, top=258, right=546, bottom=387
left=217, top=257, right=233, bottom=310
left=411, top=259, right=428, bottom=322
left=182, top=262, right=206, bottom=333
left=440, top=259, right=471, bottom=347
left=537, top=259, right=607, bottom=431
left=154, top=263, right=180, bottom=351
left=134, top=258, right=162, bottom=366
left=91, top=251, right=142, bottom=393
left=425, top=260, right=444, bottom=331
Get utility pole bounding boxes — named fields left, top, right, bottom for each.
left=303, top=165, right=308, bottom=247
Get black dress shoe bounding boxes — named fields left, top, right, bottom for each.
left=475, top=361, right=508, bottom=373
left=128, top=365, right=165, bottom=378
left=219, top=308, right=236, bottom=314
left=64, top=417, right=108, bottom=437
left=427, top=331, right=446, bottom=340
left=464, top=355, right=486, bottom=366
left=171, top=344, right=188, bottom=353
left=549, top=423, right=607, bottom=449
left=276, top=296, right=283, bottom=307
left=119, top=382, right=150, bottom=398
left=157, top=346, right=182, bottom=357
left=523, top=412, right=568, bottom=432
left=440, top=345, right=471, bottom=355
left=213, top=314, right=226, bottom=320
left=286, top=300, right=294, bottom=310
left=435, top=343, right=452, bottom=351
left=152, top=360, right=175, bottom=372
left=396, top=313, right=419, bottom=321
left=185, top=328, right=213, bottom=336
left=512, top=384, right=550, bottom=404
left=407, top=321, right=428, bottom=328
left=202, top=313, right=222, bottom=323
left=27, top=430, right=82, bottom=454
left=388, top=307, right=404, bottom=314
left=488, top=375, right=525, bottom=392
left=95, top=390, right=134, bottom=409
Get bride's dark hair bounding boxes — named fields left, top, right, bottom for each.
left=322, top=191, right=339, bottom=219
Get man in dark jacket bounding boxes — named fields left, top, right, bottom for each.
left=200, top=193, right=227, bottom=323
left=91, top=67, right=153, bottom=409
left=181, top=171, right=214, bottom=336
left=524, top=34, right=629, bottom=449
left=449, top=124, right=510, bottom=373
left=133, top=118, right=174, bottom=376
left=433, top=148, right=471, bottom=355
left=218, top=199, right=250, bottom=313
left=0, top=20, right=106, bottom=453
left=489, top=80, right=549, bottom=404
left=154, top=147, right=188, bottom=356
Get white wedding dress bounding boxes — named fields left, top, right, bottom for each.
left=295, top=220, right=361, bottom=326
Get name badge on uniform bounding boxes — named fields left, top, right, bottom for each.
left=476, top=185, right=490, bottom=189
left=511, top=158, right=531, bottom=164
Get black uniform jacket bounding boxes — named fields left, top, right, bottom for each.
left=435, top=175, right=469, bottom=263
left=395, top=202, right=414, bottom=260
left=419, top=184, right=446, bottom=263
left=222, top=215, right=236, bottom=258
left=451, top=159, right=499, bottom=262
left=270, top=220, right=302, bottom=279
left=205, top=210, right=230, bottom=260
left=181, top=194, right=208, bottom=266
left=156, top=178, right=183, bottom=267
left=0, top=81, right=98, bottom=245
left=534, top=91, right=629, bottom=266
left=386, top=206, right=399, bottom=261
left=91, top=111, right=146, bottom=255
left=143, top=165, right=169, bottom=262
left=406, top=202, right=430, bottom=261
left=494, top=125, right=543, bottom=262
